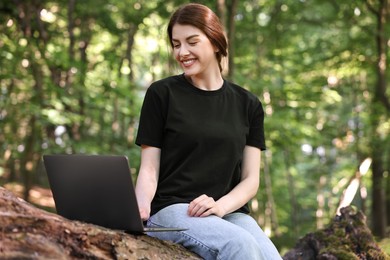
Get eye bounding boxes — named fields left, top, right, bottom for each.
left=189, top=41, right=198, bottom=46
left=172, top=42, right=180, bottom=48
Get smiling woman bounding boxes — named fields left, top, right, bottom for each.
left=170, top=24, right=221, bottom=90
left=134, top=3, right=281, bottom=260
left=167, top=3, right=227, bottom=74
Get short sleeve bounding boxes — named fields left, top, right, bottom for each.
left=135, top=85, right=166, bottom=148
left=246, top=99, right=266, bottom=150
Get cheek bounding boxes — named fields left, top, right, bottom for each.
left=173, top=50, right=180, bottom=61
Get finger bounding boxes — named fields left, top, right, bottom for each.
left=200, top=199, right=220, bottom=217
left=188, top=195, right=208, bottom=215
left=189, top=196, right=215, bottom=217
left=188, top=202, right=205, bottom=217
left=201, top=209, right=217, bottom=217
left=139, top=209, right=150, bottom=221
left=191, top=205, right=208, bottom=217
left=192, top=194, right=208, bottom=204
left=190, top=196, right=211, bottom=216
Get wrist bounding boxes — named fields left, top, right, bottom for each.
left=216, top=200, right=228, bottom=217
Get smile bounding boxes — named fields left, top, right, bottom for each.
left=182, top=59, right=196, bottom=67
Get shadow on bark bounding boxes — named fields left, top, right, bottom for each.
left=0, top=186, right=201, bottom=259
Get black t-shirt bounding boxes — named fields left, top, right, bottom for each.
left=136, top=74, right=266, bottom=215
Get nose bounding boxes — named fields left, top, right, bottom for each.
left=178, top=45, right=190, bottom=57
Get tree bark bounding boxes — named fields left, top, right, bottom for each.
left=263, top=151, right=280, bottom=236
left=284, top=150, right=299, bottom=238
left=365, top=0, right=390, bottom=238
left=226, top=0, right=239, bottom=79
left=0, top=186, right=201, bottom=259
left=283, top=206, right=390, bottom=260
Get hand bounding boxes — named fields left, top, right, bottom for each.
left=139, top=207, right=150, bottom=221
left=188, top=194, right=225, bottom=218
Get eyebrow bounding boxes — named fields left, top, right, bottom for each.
left=172, top=34, right=200, bottom=42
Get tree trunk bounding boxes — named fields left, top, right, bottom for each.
left=0, top=186, right=201, bottom=259
left=263, top=152, right=280, bottom=236
left=216, top=0, right=226, bottom=29
left=371, top=151, right=387, bottom=238
left=366, top=0, right=390, bottom=238
left=284, top=150, right=299, bottom=238
left=283, top=206, right=390, bottom=260
left=226, top=0, right=239, bottom=80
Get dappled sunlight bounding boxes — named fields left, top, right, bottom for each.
left=1, top=0, right=389, bottom=255
left=4, top=183, right=55, bottom=209
left=336, top=158, right=372, bottom=215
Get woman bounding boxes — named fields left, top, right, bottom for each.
left=135, top=3, right=281, bottom=259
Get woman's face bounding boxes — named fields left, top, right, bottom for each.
left=171, top=24, right=219, bottom=77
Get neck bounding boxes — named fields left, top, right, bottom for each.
left=186, top=71, right=224, bottom=91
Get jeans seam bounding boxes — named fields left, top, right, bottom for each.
left=179, top=230, right=220, bottom=260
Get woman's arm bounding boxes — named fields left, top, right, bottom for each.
left=135, top=145, right=161, bottom=220
left=188, top=145, right=261, bottom=217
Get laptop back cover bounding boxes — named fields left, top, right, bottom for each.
left=43, top=154, right=144, bottom=233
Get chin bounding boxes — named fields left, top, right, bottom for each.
left=181, top=65, right=197, bottom=74
left=183, top=69, right=199, bottom=77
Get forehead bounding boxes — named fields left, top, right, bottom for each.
left=171, top=24, right=206, bottom=40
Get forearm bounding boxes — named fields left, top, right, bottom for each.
left=216, top=176, right=259, bottom=216
left=135, top=170, right=158, bottom=208
left=217, top=145, right=261, bottom=216
left=134, top=145, right=160, bottom=219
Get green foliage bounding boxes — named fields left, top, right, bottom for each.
left=379, top=238, right=390, bottom=255
left=0, top=0, right=389, bottom=253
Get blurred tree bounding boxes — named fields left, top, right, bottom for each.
left=0, top=0, right=389, bottom=252
left=365, top=0, right=390, bottom=238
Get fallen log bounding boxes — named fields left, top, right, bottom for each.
left=283, top=206, right=390, bottom=260
left=3, top=185, right=388, bottom=259
left=0, top=186, right=201, bottom=259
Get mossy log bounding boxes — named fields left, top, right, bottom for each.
left=283, top=206, right=390, bottom=260
left=0, top=186, right=201, bottom=259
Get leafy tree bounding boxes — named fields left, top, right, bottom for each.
left=0, top=0, right=389, bottom=253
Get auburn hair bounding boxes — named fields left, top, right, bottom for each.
left=167, top=3, right=228, bottom=72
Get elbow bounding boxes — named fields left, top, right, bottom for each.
left=249, top=187, right=258, bottom=199
left=246, top=178, right=259, bottom=199
left=251, top=176, right=260, bottom=196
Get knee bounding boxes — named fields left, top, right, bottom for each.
left=220, top=232, right=262, bottom=259
left=229, top=232, right=258, bottom=247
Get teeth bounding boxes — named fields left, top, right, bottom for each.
left=183, top=59, right=195, bottom=65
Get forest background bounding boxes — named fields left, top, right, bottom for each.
left=0, top=0, right=389, bottom=255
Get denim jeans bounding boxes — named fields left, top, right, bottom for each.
left=146, top=203, right=282, bottom=260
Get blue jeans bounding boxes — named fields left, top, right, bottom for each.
left=146, top=203, right=282, bottom=260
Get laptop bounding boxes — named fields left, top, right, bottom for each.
left=43, top=154, right=186, bottom=234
